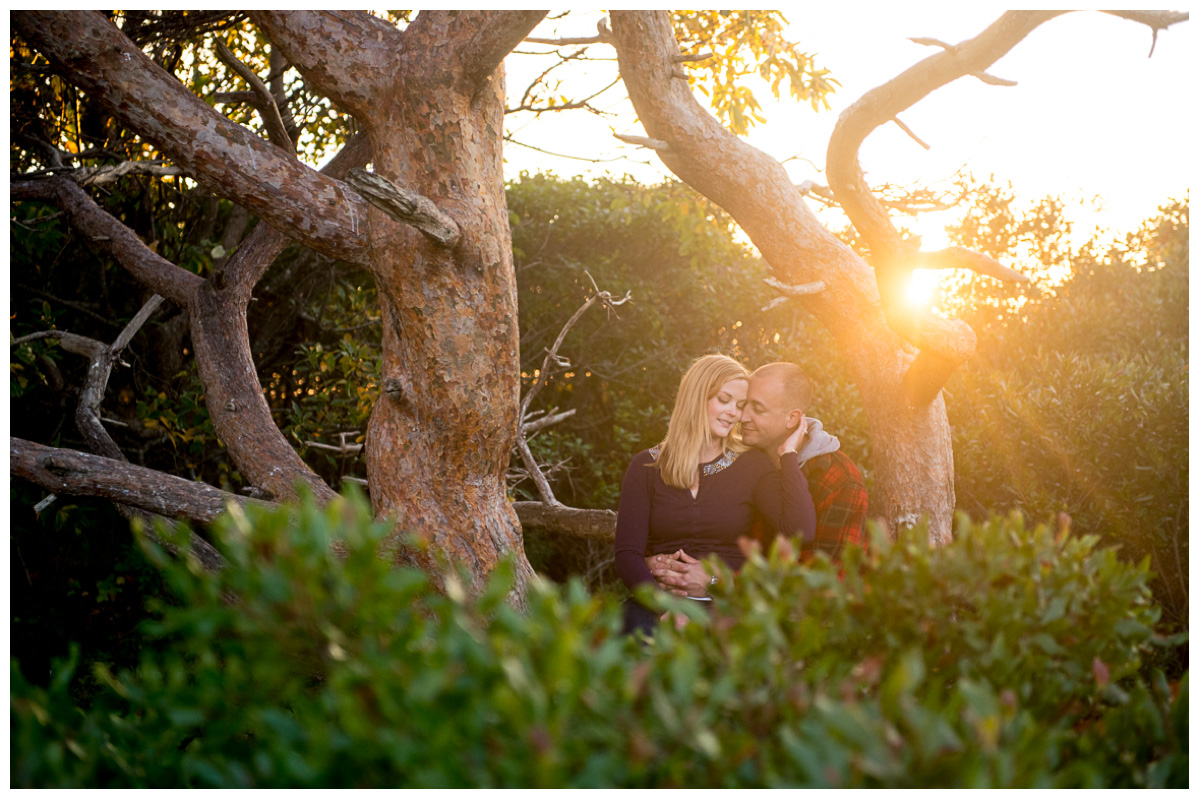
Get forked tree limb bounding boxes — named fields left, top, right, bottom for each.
left=251, top=11, right=401, bottom=120
left=13, top=298, right=229, bottom=565
left=12, top=129, right=372, bottom=504
left=827, top=11, right=1063, bottom=283
left=458, top=10, right=550, bottom=88
left=515, top=284, right=629, bottom=505
left=824, top=9, right=1185, bottom=401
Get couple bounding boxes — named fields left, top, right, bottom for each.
left=614, top=354, right=867, bottom=635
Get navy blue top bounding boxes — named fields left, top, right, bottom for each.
left=614, top=448, right=816, bottom=590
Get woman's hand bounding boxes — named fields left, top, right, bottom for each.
left=778, top=414, right=808, bottom=458
left=646, top=550, right=712, bottom=597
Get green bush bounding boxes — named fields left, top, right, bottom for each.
left=11, top=495, right=1186, bottom=788
left=947, top=199, right=1189, bottom=629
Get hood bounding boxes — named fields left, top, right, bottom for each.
left=796, top=416, right=840, bottom=466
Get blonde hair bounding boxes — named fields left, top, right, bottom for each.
left=654, top=354, right=749, bottom=489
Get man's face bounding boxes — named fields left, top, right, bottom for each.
left=741, top=373, right=799, bottom=450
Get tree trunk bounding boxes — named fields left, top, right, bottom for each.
left=254, top=11, right=543, bottom=596
left=363, top=56, right=531, bottom=593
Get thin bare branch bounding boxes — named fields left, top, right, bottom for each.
left=526, top=35, right=607, bottom=46
left=213, top=39, right=294, bottom=152
left=71, top=162, right=183, bottom=187
left=891, top=116, right=931, bottom=150
left=914, top=246, right=1030, bottom=283
left=515, top=435, right=559, bottom=505
left=525, top=17, right=612, bottom=47
left=1103, top=10, right=1189, bottom=56
left=522, top=408, right=576, bottom=436
left=503, top=135, right=633, bottom=164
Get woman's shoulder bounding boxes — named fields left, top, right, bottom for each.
left=627, top=448, right=658, bottom=469
left=728, top=446, right=773, bottom=472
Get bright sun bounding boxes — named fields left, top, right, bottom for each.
left=905, top=269, right=940, bottom=307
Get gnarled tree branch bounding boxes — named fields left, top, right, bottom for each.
left=513, top=502, right=616, bottom=541
left=14, top=10, right=370, bottom=265
left=10, top=177, right=203, bottom=306
left=826, top=11, right=1062, bottom=392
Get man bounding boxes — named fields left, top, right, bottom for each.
left=648, top=362, right=868, bottom=595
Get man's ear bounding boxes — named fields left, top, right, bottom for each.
left=786, top=409, right=803, bottom=431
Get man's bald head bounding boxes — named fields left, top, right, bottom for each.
left=751, top=362, right=812, bottom=412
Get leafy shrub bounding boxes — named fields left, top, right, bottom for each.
left=11, top=495, right=1186, bottom=788
left=947, top=199, right=1188, bottom=629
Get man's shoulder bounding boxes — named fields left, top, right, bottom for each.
left=804, top=450, right=865, bottom=487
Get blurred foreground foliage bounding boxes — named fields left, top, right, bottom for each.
left=11, top=493, right=1186, bottom=788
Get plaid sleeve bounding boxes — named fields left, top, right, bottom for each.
left=801, top=451, right=868, bottom=561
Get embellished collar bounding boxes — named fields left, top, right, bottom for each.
left=649, top=445, right=740, bottom=476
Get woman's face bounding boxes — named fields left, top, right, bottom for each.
left=707, top=378, right=748, bottom=441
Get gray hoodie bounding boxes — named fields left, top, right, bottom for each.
left=795, top=416, right=840, bottom=467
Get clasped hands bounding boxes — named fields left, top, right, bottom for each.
left=645, top=550, right=713, bottom=598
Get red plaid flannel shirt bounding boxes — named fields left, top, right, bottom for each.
left=799, top=450, right=867, bottom=561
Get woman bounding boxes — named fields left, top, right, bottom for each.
left=614, top=354, right=815, bottom=634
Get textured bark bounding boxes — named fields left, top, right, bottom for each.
left=610, top=11, right=956, bottom=543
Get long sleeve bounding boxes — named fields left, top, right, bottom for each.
left=614, top=452, right=657, bottom=590
left=754, top=451, right=816, bottom=543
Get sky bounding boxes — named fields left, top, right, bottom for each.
left=502, top=7, right=1193, bottom=256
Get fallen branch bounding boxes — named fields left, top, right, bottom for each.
left=11, top=438, right=279, bottom=526
left=513, top=502, right=616, bottom=541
